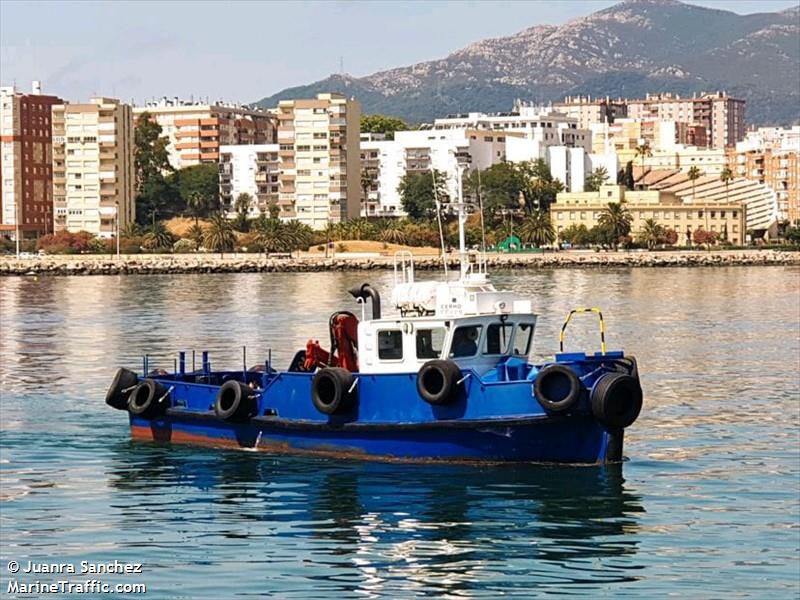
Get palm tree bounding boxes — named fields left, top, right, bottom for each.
left=599, top=201, right=633, bottom=246
left=376, top=219, right=407, bottom=244
left=347, top=218, right=374, bottom=241
left=253, top=217, right=287, bottom=255
left=517, top=210, right=555, bottom=247
left=204, top=213, right=236, bottom=257
left=634, top=143, right=652, bottom=169
left=186, top=191, right=209, bottom=225
left=638, top=218, right=665, bottom=250
left=360, top=169, right=374, bottom=213
left=283, top=220, right=312, bottom=255
left=186, top=223, right=205, bottom=248
left=687, top=166, right=703, bottom=200
left=142, top=221, right=174, bottom=251
left=720, top=167, right=734, bottom=202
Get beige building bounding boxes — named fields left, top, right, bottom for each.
left=52, top=97, right=135, bottom=237
left=556, top=92, right=745, bottom=149
left=551, top=184, right=747, bottom=245
left=133, top=100, right=277, bottom=170
left=276, top=93, right=361, bottom=229
left=0, top=82, right=63, bottom=239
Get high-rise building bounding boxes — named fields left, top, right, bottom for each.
left=276, top=93, right=360, bottom=229
left=219, top=144, right=280, bottom=218
left=0, top=82, right=63, bottom=239
left=555, top=92, right=745, bottom=149
left=51, top=97, right=135, bottom=237
left=133, top=99, right=277, bottom=170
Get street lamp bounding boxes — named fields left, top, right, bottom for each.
left=115, top=200, right=120, bottom=259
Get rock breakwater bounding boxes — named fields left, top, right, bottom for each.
left=1, top=250, right=797, bottom=276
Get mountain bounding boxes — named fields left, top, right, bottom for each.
left=254, top=0, right=800, bottom=126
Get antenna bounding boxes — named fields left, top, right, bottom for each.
left=477, top=167, right=487, bottom=266
left=430, top=168, right=448, bottom=279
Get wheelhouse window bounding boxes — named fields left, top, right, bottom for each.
left=484, top=323, right=513, bottom=355
left=378, top=330, right=403, bottom=360
left=449, top=325, right=482, bottom=358
left=416, top=328, right=446, bottom=359
left=514, top=323, right=535, bottom=356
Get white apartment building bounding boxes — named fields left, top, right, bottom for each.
left=51, top=97, right=135, bottom=237
left=218, top=144, right=280, bottom=218
left=736, top=126, right=800, bottom=153
left=360, top=128, right=507, bottom=218
left=277, top=93, right=361, bottom=230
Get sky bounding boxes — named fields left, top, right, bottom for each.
left=1, top=0, right=797, bottom=105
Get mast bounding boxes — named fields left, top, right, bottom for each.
left=454, top=152, right=471, bottom=281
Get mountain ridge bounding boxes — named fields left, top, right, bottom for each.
left=255, top=0, right=800, bottom=125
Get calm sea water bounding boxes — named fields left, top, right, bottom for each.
left=1, top=267, right=798, bottom=598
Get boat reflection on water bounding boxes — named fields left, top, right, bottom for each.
left=108, top=444, right=644, bottom=595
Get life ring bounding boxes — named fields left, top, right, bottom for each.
left=312, top=367, right=356, bottom=415
left=590, top=372, right=643, bottom=430
left=534, top=364, right=582, bottom=412
left=106, top=367, right=139, bottom=410
left=417, top=360, right=462, bottom=405
left=127, top=378, right=169, bottom=419
left=214, top=380, right=258, bottom=421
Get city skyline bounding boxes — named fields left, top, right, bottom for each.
left=1, top=0, right=798, bottom=105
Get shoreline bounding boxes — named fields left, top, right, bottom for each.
left=1, top=250, right=797, bottom=276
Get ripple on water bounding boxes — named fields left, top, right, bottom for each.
left=0, top=267, right=798, bottom=598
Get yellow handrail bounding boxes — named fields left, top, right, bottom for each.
left=559, top=307, right=606, bottom=355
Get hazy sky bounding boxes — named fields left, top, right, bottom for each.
left=1, top=0, right=797, bottom=105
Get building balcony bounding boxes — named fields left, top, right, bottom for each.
left=199, top=130, right=219, bottom=138
left=174, top=119, right=201, bottom=127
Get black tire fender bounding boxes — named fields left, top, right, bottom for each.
left=106, top=367, right=139, bottom=410
left=590, top=372, right=643, bottom=430
left=312, top=367, right=356, bottom=415
left=127, top=378, right=169, bottom=419
left=417, top=359, right=462, bottom=406
left=534, top=364, right=582, bottom=412
left=214, top=380, right=258, bottom=421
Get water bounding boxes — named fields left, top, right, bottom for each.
left=1, top=267, right=798, bottom=598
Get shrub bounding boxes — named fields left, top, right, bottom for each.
left=336, top=243, right=349, bottom=253
left=173, top=238, right=197, bottom=253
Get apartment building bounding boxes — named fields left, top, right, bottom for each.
left=555, top=92, right=745, bottom=149
left=276, top=93, right=360, bottom=230
left=219, top=144, right=280, bottom=218
left=133, top=99, right=277, bottom=170
left=0, top=82, right=63, bottom=239
left=359, top=128, right=507, bottom=218
left=551, top=184, right=747, bottom=245
left=589, top=119, right=707, bottom=155
left=553, top=96, right=628, bottom=128
left=431, top=104, right=592, bottom=152
left=730, top=127, right=800, bottom=222
left=51, top=97, right=135, bottom=237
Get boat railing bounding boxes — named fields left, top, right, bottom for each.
left=559, top=308, right=607, bottom=355
left=393, top=250, right=415, bottom=285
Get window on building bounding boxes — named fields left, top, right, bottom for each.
left=449, top=325, right=482, bottom=358
left=733, top=211, right=738, bottom=218
left=711, top=211, right=716, bottom=219
left=484, top=323, right=513, bottom=355
left=416, top=328, right=446, bottom=359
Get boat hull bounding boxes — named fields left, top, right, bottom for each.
left=129, top=411, right=622, bottom=464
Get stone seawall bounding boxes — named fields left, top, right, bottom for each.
left=1, top=250, right=797, bottom=276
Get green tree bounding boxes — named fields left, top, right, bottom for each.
left=559, top=223, right=591, bottom=246
left=624, top=161, right=635, bottom=190
left=584, top=167, right=609, bottom=192
left=588, top=223, right=618, bottom=248
left=599, top=201, right=633, bottom=246
left=517, top=210, right=555, bottom=247
left=186, top=223, right=205, bottom=248
left=376, top=219, right=407, bottom=244
left=638, top=218, right=665, bottom=250
left=142, top=221, right=175, bottom=251
left=517, top=159, right=564, bottom=213
left=398, top=170, right=448, bottom=220
left=232, top=192, right=253, bottom=232
left=203, top=213, right=236, bottom=257
left=360, top=114, right=408, bottom=140
left=133, top=112, right=176, bottom=223
left=464, top=162, right=524, bottom=216
left=172, top=164, right=220, bottom=223
left=687, top=166, right=703, bottom=199
left=253, top=216, right=291, bottom=254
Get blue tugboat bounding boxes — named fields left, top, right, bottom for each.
left=106, top=185, right=643, bottom=464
